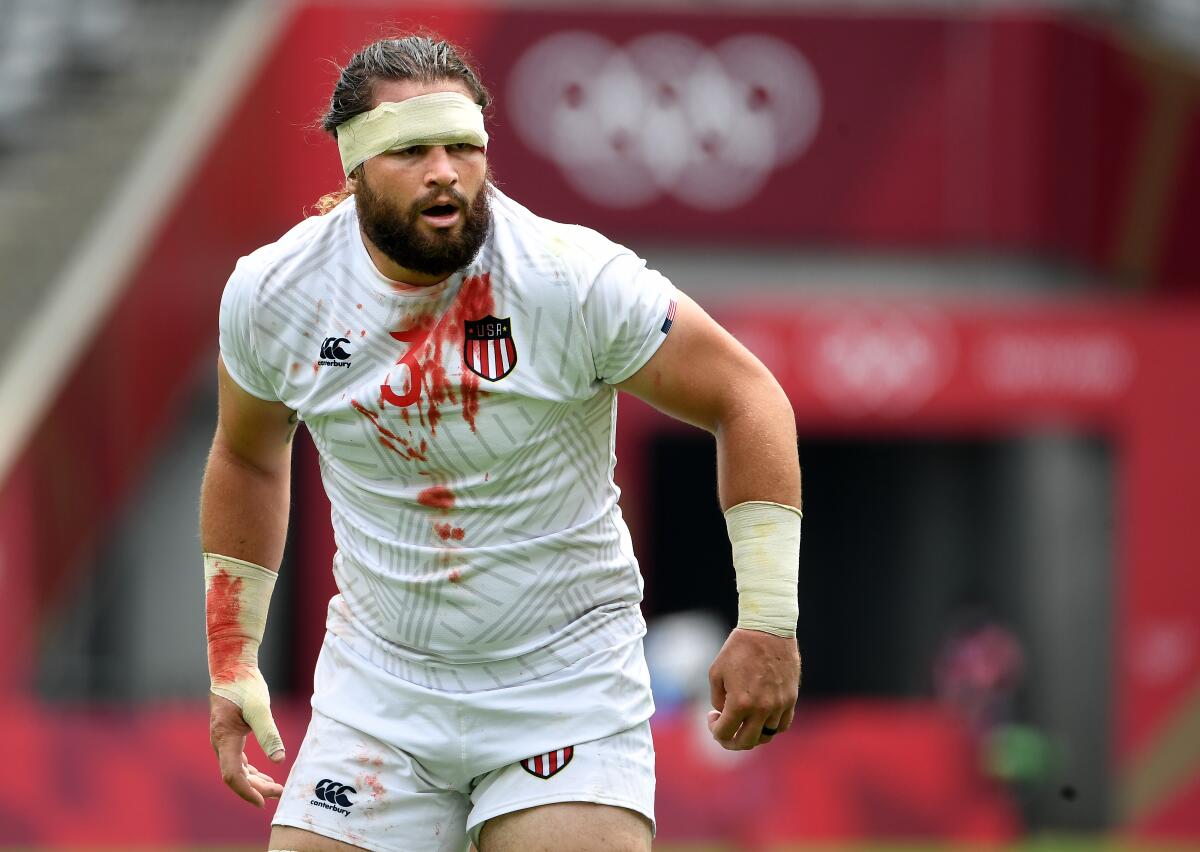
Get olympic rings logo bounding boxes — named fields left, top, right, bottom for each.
left=507, top=32, right=822, bottom=210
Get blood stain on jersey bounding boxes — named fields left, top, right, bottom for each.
left=205, top=569, right=250, bottom=684
left=448, top=568, right=463, bottom=584
left=417, top=485, right=455, bottom=510
left=376, top=274, right=496, bottom=433
left=433, top=523, right=465, bottom=541
left=350, top=399, right=428, bottom=462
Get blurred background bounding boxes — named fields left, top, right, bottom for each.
left=1, top=0, right=1198, bottom=849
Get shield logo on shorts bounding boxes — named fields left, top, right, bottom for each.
left=463, top=315, right=517, bottom=381
left=520, top=746, right=574, bottom=779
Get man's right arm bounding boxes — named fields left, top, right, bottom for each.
left=200, top=355, right=296, bottom=564
left=200, top=355, right=297, bottom=806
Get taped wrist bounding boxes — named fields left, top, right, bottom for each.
left=724, top=501, right=802, bottom=638
left=204, top=552, right=282, bottom=756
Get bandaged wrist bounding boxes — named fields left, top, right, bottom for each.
left=724, top=501, right=802, bottom=638
left=204, top=552, right=283, bottom=756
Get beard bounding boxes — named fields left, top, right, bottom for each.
left=355, top=172, right=492, bottom=279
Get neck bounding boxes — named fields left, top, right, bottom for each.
left=359, top=226, right=448, bottom=288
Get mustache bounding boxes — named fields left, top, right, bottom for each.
left=411, top=187, right=470, bottom=214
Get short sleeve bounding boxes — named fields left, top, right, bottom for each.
left=581, top=251, right=679, bottom=384
left=218, top=257, right=281, bottom=401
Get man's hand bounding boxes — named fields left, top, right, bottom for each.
left=209, top=694, right=285, bottom=807
left=707, top=628, right=801, bottom=750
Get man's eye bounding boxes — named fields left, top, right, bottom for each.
left=395, top=146, right=425, bottom=156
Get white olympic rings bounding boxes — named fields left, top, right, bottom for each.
left=507, top=32, right=823, bottom=210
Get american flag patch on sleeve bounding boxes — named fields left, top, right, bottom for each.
left=661, top=299, right=678, bottom=334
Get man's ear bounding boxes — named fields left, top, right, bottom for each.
left=346, top=166, right=363, bottom=193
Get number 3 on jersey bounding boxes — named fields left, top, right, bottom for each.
left=381, top=328, right=426, bottom=408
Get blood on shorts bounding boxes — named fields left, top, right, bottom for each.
left=206, top=568, right=249, bottom=683
left=417, top=485, right=455, bottom=510
left=358, top=773, right=386, bottom=800
left=351, top=399, right=428, bottom=462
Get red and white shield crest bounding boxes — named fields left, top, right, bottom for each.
left=520, top=746, right=574, bottom=779
left=463, top=315, right=517, bottom=381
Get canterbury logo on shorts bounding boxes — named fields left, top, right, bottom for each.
left=520, top=746, right=574, bottom=779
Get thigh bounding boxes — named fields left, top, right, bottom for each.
left=269, top=824, right=372, bottom=851
left=468, top=721, right=655, bottom=851
left=273, top=708, right=471, bottom=852
left=477, top=802, right=651, bottom=852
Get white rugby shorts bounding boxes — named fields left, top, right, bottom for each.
left=271, top=629, right=656, bottom=851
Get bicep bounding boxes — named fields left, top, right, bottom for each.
left=214, top=355, right=297, bottom=474
left=616, top=293, right=783, bottom=432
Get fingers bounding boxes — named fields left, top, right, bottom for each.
left=709, top=671, right=727, bottom=715
left=241, top=692, right=286, bottom=763
left=245, top=763, right=285, bottom=800
left=210, top=695, right=266, bottom=806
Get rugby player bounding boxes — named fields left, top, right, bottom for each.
left=200, top=34, right=802, bottom=852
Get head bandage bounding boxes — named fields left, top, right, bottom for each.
left=336, top=92, right=488, bottom=176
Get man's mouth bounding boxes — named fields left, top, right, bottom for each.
left=420, top=203, right=461, bottom=228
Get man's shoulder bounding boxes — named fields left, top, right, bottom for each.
left=234, top=199, right=354, bottom=288
left=490, top=188, right=635, bottom=279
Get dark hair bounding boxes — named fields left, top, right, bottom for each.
left=321, top=34, right=491, bottom=136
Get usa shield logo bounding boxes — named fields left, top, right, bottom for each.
left=463, top=315, right=517, bottom=381
left=520, top=746, right=574, bottom=779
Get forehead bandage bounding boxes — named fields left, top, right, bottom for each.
left=336, top=92, right=488, bottom=176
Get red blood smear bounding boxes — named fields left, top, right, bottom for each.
left=356, top=303, right=363, bottom=309
left=360, top=330, right=366, bottom=337
left=290, top=362, right=300, bottom=374
left=433, top=523, right=465, bottom=541
left=206, top=568, right=249, bottom=684
left=447, top=274, right=493, bottom=432
left=351, top=399, right=427, bottom=461
left=417, top=486, right=455, bottom=510
left=361, top=774, right=385, bottom=799
left=448, top=568, right=463, bottom=584
left=312, top=361, right=319, bottom=374
left=377, top=273, right=495, bottom=433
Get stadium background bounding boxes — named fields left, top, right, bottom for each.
left=0, top=0, right=1198, bottom=848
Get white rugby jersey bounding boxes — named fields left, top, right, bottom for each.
left=219, top=187, right=678, bottom=691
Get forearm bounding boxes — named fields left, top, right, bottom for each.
left=200, top=438, right=292, bottom=570
left=714, top=376, right=801, bottom=511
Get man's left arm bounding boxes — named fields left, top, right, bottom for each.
left=617, top=292, right=802, bottom=751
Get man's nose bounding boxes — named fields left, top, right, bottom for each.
left=423, top=146, right=458, bottom=187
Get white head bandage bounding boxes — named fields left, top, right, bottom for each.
left=336, top=92, right=488, bottom=176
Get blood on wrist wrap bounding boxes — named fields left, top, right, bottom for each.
left=204, top=552, right=283, bottom=757
left=724, top=501, right=802, bottom=638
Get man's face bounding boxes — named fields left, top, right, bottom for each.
left=354, top=78, right=491, bottom=279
